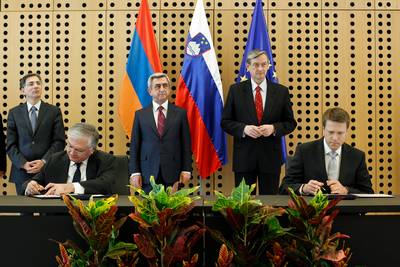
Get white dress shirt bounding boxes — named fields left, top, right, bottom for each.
left=68, top=159, right=89, bottom=194
left=152, top=100, right=168, bottom=127
left=250, top=78, right=267, bottom=109
left=27, top=100, right=41, bottom=116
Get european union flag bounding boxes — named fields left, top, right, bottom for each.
left=236, top=0, right=287, bottom=163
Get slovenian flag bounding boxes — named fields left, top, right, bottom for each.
left=176, top=0, right=227, bottom=178
left=237, top=0, right=288, bottom=163
left=118, top=0, right=162, bottom=138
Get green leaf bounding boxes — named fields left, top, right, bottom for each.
left=105, top=241, right=137, bottom=259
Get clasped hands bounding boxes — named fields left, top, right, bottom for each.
left=302, top=179, right=348, bottom=195
left=23, top=160, right=45, bottom=174
left=25, top=180, right=75, bottom=196
left=130, top=172, right=191, bottom=189
left=244, top=124, right=275, bottom=138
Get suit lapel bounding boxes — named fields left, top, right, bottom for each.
left=86, top=152, right=97, bottom=180
left=338, top=144, right=349, bottom=183
left=59, top=153, right=71, bottom=183
left=34, top=102, right=47, bottom=136
left=163, top=103, right=175, bottom=137
left=317, top=139, right=329, bottom=182
left=264, top=80, right=276, bottom=122
left=243, top=80, right=258, bottom=123
left=21, top=103, right=34, bottom=136
left=144, top=104, right=158, bottom=136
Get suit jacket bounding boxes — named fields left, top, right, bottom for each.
left=22, top=150, right=116, bottom=194
left=0, top=114, right=6, bottom=172
left=221, top=79, right=296, bottom=173
left=279, top=139, right=374, bottom=194
left=6, top=102, right=65, bottom=184
left=129, top=102, right=192, bottom=185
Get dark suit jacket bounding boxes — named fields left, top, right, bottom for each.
left=221, top=79, right=296, bottom=173
left=22, top=150, right=116, bottom=194
left=0, top=114, right=6, bottom=172
left=6, top=102, right=65, bottom=184
left=129, top=102, right=192, bottom=185
left=279, top=139, right=374, bottom=194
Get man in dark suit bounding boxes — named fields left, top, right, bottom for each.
left=7, top=73, right=65, bottom=195
left=221, top=49, right=296, bottom=194
left=279, top=107, right=374, bottom=195
left=0, top=114, right=6, bottom=177
left=129, top=73, right=192, bottom=192
left=24, top=123, right=115, bottom=195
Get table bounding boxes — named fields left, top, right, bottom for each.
left=0, top=195, right=399, bottom=266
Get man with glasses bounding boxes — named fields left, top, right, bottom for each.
left=7, top=73, right=65, bottom=195
left=23, top=123, right=116, bottom=196
left=221, top=49, right=296, bottom=194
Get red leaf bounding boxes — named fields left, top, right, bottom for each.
left=216, top=244, right=233, bottom=267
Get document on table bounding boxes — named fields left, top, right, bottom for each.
left=31, top=194, right=105, bottom=200
left=352, top=193, right=394, bottom=198
left=31, top=194, right=60, bottom=199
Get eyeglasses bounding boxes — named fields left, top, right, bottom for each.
left=66, top=142, right=90, bottom=154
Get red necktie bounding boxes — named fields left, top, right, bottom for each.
left=157, top=106, right=165, bottom=136
left=255, top=86, right=263, bottom=123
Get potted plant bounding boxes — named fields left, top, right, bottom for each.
left=267, top=188, right=351, bottom=266
left=128, top=177, right=205, bottom=267
left=210, top=179, right=286, bottom=267
left=55, top=195, right=138, bottom=267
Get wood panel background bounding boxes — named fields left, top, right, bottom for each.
left=0, top=0, right=398, bottom=196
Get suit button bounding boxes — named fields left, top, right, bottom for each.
left=32, top=141, right=35, bottom=144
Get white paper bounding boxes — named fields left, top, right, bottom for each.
left=352, top=193, right=394, bottom=198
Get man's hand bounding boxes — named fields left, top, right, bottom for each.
left=25, top=180, right=45, bottom=195
left=130, top=174, right=142, bottom=188
left=327, top=180, right=348, bottom=194
left=180, top=172, right=191, bottom=185
left=244, top=125, right=263, bottom=138
left=23, top=160, right=45, bottom=174
left=44, top=183, right=75, bottom=196
left=259, top=124, right=275, bottom=137
left=302, top=180, right=324, bottom=195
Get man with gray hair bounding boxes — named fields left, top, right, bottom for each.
left=24, top=122, right=116, bottom=196
left=129, top=72, right=192, bottom=192
left=221, top=49, right=296, bottom=194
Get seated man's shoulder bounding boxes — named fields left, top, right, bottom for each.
left=343, top=143, right=365, bottom=157
left=93, top=150, right=115, bottom=162
left=298, top=139, right=320, bottom=150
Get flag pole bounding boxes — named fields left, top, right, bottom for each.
left=199, top=174, right=206, bottom=267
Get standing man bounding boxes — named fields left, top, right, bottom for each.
left=279, top=107, right=374, bottom=195
left=221, top=49, right=296, bottom=194
left=7, top=73, right=65, bottom=195
left=129, top=73, right=192, bottom=192
left=24, top=123, right=116, bottom=196
left=0, top=114, right=6, bottom=177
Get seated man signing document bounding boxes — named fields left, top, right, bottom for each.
left=279, top=107, right=374, bottom=195
left=24, top=123, right=115, bottom=196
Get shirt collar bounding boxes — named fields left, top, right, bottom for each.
left=27, top=100, right=41, bottom=112
left=70, top=158, right=89, bottom=168
left=251, top=78, right=267, bottom=92
left=323, top=138, right=342, bottom=156
left=152, top=100, right=168, bottom=113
